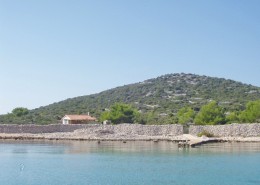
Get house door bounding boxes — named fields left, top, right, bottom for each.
left=63, top=119, right=69, bottom=124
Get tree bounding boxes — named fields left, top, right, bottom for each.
left=239, top=100, right=260, bottom=123
left=100, top=103, right=139, bottom=124
left=12, top=107, right=29, bottom=117
left=226, top=111, right=240, bottom=124
left=194, top=101, right=225, bottom=125
left=134, top=111, right=178, bottom=125
left=177, top=107, right=195, bottom=124
left=159, top=114, right=177, bottom=124
left=142, top=111, right=158, bottom=125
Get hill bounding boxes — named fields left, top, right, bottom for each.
left=1, top=73, right=260, bottom=124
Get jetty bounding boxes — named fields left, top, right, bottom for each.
left=178, top=134, right=221, bottom=148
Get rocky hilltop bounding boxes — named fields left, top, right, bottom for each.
left=1, top=73, right=260, bottom=124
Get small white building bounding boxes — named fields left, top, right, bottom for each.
left=62, top=115, right=97, bottom=124
left=103, top=120, right=111, bottom=125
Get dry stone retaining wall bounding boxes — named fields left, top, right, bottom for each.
left=1, top=123, right=260, bottom=137
left=0, top=124, right=183, bottom=136
left=76, top=124, right=183, bottom=137
left=189, top=123, right=260, bottom=137
left=0, top=124, right=92, bottom=134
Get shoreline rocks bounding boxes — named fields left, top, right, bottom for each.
left=0, top=123, right=259, bottom=143
left=189, top=123, right=260, bottom=137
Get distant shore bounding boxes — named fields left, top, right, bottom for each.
left=0, top=123, right=260, bottom=144
left=0, top=132, right=185, bottom=142
left=0, top=131, right=260, bottom=143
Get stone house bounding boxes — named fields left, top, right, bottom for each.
left=62, top=114, right=97, bottom=124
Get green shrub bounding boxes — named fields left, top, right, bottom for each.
left=194, top=101, right=226, bottom=125
left=197, top=130, right=214, bottom=137
left=239, top=100, right=260, bottom=123
left=100, top=103, right=139, bottom=124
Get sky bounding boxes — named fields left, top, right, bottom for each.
left=0, top=0, right=260, bottom=114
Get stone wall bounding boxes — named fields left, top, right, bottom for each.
left=189, top=123, right=260, bottom=137
left=1, top=123, right=259, bottom=137
left=0, top=124, right=92, bottom=134
left=76, top=124, right=183, bottom=137
left=0, top=124, right=183, bottom=136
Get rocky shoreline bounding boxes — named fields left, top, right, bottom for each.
left=0, top=124, right=184, bottom=141
left=0, top=132, right=186, bottom=142
left=0, top=123, right=260, bottom=144
left=0, top=130, right=260, bottom=143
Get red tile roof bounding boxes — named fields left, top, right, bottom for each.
left=64, top=115, right=97, bottom=121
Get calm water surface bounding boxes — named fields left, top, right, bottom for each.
left=0, top=140, right=260, bottom=185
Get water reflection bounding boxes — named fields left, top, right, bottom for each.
left=199, top=142, right=260, bottom=154
left=0, top=140, right=260, bottom=155
left=63, top=141, right=180, bottom=154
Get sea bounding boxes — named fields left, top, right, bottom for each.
left=0, top=140, right=260, bottom=185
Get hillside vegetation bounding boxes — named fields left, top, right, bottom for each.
left=1, top=73, right=260, bottom=124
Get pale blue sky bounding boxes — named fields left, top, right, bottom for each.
left=0, top=0, right=260, bottom=114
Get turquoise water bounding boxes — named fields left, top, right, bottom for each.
left=0, top=140, right=260, bottom=185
